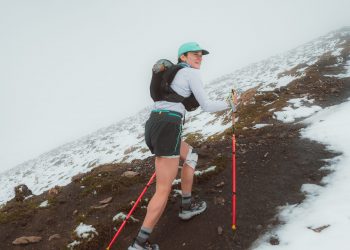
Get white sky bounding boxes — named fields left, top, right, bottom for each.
left=0, top=0, right=350, bottom=173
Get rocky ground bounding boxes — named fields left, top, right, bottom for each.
left=0, top=47, right=350, bottom=250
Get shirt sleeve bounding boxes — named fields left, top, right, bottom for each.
left=186, top=69, right=229, bottom=112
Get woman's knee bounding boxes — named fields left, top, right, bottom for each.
left=155, top=184, right=172, bottom=196
left=180, top=141, right=198, bottom=170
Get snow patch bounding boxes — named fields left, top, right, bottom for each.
left=194, top=166, right=217, bottom=176
left=253, top=124, right=272, bottom=129
left=324, top=59, right=350, bottom=78
left=274, top=105, right=322, bottom=123
left=38, top=200, right=49, bottom=208
left=67, top=240, right=81, bottom=249
left=287, top=97, right=314, bottom=108
left=74, top=223, right=98, bottom=240
left=172, top=166, right=217, bottom=185
left=113, top=212, right=139, bottom=223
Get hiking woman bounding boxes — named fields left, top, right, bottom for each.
left=128, top=42, right=237, bottom=250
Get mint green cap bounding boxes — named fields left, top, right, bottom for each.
left=178, top=42, right=209, bottom=58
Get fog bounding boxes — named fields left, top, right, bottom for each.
left=1, top=0, right=349, bottom=173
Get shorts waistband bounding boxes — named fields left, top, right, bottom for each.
left=151, top=109, right=183, bottom=119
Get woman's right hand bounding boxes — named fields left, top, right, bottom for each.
left=226, top=89, right=238, bottom=113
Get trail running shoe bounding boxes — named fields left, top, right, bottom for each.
left=128, top=240, right=160, bottom=250
left=178, top=200, right=207, bottom=220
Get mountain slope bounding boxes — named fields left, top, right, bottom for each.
left=0, top=27, right=350, bottom=250
left=1, top=28, right=349, bottom=206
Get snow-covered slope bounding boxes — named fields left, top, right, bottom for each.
left=1, top=28, right=349, bottom=205
left=253, top=85, right=350, bottom=250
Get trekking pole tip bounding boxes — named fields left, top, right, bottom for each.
left=106, top=247, right=110, bottom=250
left=232, top=224, right=237, bottom=231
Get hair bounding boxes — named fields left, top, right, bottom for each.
left=177, top=52, right=188, bottom=63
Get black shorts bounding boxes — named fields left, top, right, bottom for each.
left=145, top=110, right=183, bottom=157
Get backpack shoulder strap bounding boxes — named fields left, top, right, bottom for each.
left=162, top=64, right=184, bottom=83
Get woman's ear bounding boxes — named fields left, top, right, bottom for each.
left=179, top=54, right=187, bottom=62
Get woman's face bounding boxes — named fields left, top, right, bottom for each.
left=180, top=51, right=203, bottom=69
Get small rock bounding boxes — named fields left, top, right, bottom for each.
left=217, top=226, right=223, bottom=235
left=264, top=152, right=269, bottom=158
left=99, top=197, right=113, bottom=204
left=215, top=196, right=225, bottom=206
left=91, top=204, right=109, bottom=209
left=73, top=209, right=78, bottom=215
left=207, top=188, right=217, bottom=194
left=307, top=224, right=330, bottom=233
left=12, top=236, right=42, bottom=245
left=240, top=149, right=247, bottom=154
left=14, top=184, right=32, bottom=202
left=269, top=236, right=280, bottom=245
left=215, top=181, right=225, bottom=188
left=122, top=171, right=139, bottom=178
left=256, top=224, right=263, bottom=231
left=48, top=234, right=61, bottom=241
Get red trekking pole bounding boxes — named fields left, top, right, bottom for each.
left=106, top=172, right=156, bottom=250
left=231, top=89, right=237, bottom=232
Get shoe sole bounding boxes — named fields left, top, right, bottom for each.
left=178, top=204, right=207, bottom=220
left=128, top=244, right=160, bottom=250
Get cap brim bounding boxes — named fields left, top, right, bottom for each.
left=190, top=49, right=209, bottom=55
left=202, top=49, right=209, bottom=55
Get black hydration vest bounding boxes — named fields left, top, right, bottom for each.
left=150, top=59, right=199, bottom=112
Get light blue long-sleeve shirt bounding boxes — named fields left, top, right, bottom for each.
left=153, top=67, right=229, bottom=116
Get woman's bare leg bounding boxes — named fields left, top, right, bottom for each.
left=180, top=141, right=195, bottom=195
left=142, top=157, right=179, bottom=229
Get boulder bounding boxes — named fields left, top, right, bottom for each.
left=14, top=184, right=32, bottom=202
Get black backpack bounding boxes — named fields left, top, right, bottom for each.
left=150, top=59, right=199, bottom=111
